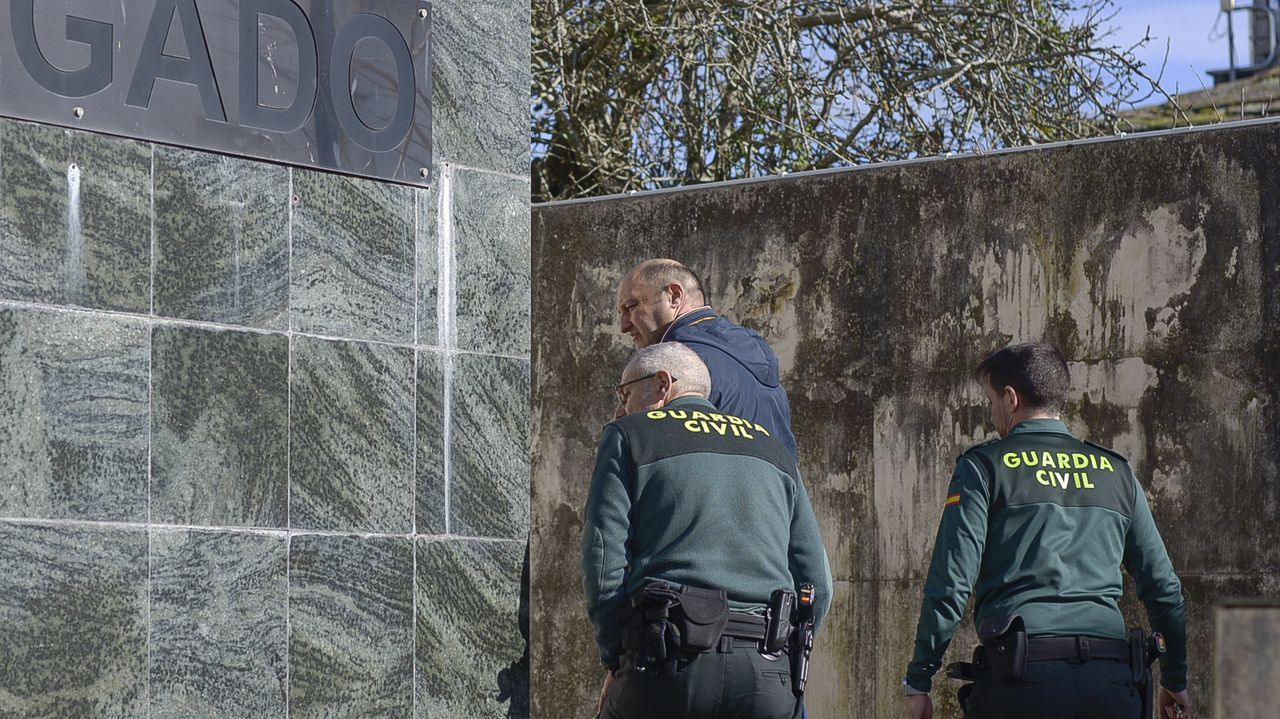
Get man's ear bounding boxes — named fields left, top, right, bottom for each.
left=665, top=282, right=685, bottom=308
left=656, top=370, right=676, bottom=399
left=1003, top=384, right=1021, bottom=412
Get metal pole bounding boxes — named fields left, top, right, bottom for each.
left=1228, top=9, right=1238, bottom=81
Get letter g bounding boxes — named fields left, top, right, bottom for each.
left=12, top=0, right=113, bottom=97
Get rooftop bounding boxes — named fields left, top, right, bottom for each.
left=1120, top=67, right=1280, bottom=131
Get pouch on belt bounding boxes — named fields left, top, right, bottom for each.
left=977, top=614, right=1027, bottom=682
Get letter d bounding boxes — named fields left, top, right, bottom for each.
left=239, top=0, right=318, bottom=131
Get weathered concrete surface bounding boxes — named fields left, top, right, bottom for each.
left=531, top=120, right=1280, bottom=718
left=1214, top=601, right=1280, bottom=718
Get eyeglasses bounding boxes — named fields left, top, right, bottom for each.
left=614, top=373, right=676, bottom=404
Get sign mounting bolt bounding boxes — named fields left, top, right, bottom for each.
left=418, top=8, right=428, bottom=18
left=73, top=107, right=85, bottom=119
left=419, top=168, right=430, bottom=179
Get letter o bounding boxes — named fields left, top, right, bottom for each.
left=329, top=13, right=415, bottom=152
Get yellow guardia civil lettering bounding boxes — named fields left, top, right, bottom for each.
left=1001, top=449, right=1114, bottom=491
left=667, top=411, right=760, bottom=440
left=648, top=408, right=771, bottom=440
left=1002, top=451, right=1114, bottom=472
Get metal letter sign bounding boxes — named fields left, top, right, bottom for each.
left=0, top=0, right=433, bottom=185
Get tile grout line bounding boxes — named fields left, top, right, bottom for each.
left=411, top=180, right=420, bottom=719
left=437, top=163, right=455, bottom=535
left=412, top=520, right=419, bottom=717
left=149, top=144, right=156, bottom=318
left=285, top=165, right=293, bottom=719
left=146, top=143, right=155, bottom=719
left=285, top=527, right=292, bottom=719
left=0, top=298, right=528, bottom=360
left=446, top=162, right=530, bottom=183
left=0, top=517, right=526, bottom=543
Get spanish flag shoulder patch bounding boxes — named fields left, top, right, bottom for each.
left=945, top=493, right=961, bottom=507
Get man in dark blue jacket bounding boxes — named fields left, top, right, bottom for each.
left=616, top=259, right=798, bottom=460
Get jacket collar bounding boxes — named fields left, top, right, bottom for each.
left=659, top=306, right=717, bottom=342
left=665, top=395, right=715, bottom=411
left=1007, top=418, right=1072, bottom=436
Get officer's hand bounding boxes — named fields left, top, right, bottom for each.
left=596, top=671, right=616, bottom=715
left=903, top=694, right=932, bottom=719
left=1158, top=687, right=1191, bottom=718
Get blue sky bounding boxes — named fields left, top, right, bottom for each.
left=1109, top=0, right=1252, bottom=102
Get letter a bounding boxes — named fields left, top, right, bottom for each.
left=127, top=0, right=227, bottom=121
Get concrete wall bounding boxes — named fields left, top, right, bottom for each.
left=0, top=1, right=532, bottom=717
left=1214, top=600, right=1280, bottom=718
left=531, top=120, right=1280, bottom=718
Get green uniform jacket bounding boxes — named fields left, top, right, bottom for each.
left=904, top=419, right=1187, bottom=693
left=581, top=396, right=833, bottom=668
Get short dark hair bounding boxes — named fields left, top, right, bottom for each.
left=974, top=342, right=1070, bottom=414
left=639, top=260, right=707, bottom=304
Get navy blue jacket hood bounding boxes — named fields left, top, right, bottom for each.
left=663, top=307, right=798, bottom=460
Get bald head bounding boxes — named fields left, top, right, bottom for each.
left=627, top=259, right=706, bottom=304
left=616, top=342, right=711, bottom=417
left=616, top=259, right=707, bottom=347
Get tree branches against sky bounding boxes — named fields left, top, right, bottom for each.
left=532, top=1, right=1238, bottom=201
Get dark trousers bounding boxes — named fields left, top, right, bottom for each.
left=601, top=639, right=800, bottom=719
left=964, top=658, right=1142, bottom=719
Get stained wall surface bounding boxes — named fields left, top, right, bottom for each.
left=1213, top=602, right=1280, bottom=719
left=531, top=121, right=1280, bottom=718
left=0, top=1, right=532, bottom=717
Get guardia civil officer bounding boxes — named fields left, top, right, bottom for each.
left=583, top=342, right=832, bottom=719
left=902, top=342, right=1191, bottom=719
left=616, top=259, right=799, bottom=461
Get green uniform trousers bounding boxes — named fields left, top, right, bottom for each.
left=965, top=658, right=1142, bottom=719
left=601, top=640, right=801, bottom=719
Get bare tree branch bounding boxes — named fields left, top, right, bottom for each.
left=532, top=0, right=1186, bottom=201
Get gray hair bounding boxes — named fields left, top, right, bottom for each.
left=627, top=342, right=711, bottom=399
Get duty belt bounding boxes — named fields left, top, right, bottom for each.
left=1026, top=636, right=1129, bottom=662
left=721, top=612, right=767, bottom=641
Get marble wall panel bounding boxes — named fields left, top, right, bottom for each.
left=151, top=326, right=289, bottom=527
left=416, top=539, right=526, bottom=718
left=150, top=529, right=288, bottom=718
left=416, top=186, right=440, bottom=347
left=0, top=306, right=149, bottom=522
left=451, top=353, right=530, bottom=538
left=153, top=147, right=290, bottom=329
left=0, top=121, right=150, bottom=312
left=431, top=0, right=531, bottom=175
left=291, top=171, right=415, bottom=344
left=417, top=350, right=447, bottom=534
left=454, top=172, right=531, bottom=356
left=0, top=522, right=148, bottom=718
left=0, top=43, right=533, bottom=713
left=290, top=534, right=415, bottom=719
left=290, top=336, right=414, bottom=533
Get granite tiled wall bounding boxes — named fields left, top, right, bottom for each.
left=0, top=3, right=530, bottom=715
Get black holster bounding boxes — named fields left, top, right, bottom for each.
left=1130, top=628, right=1165, bottom=719
left=977, top=614, right=1027, bottom=682
left=623, top=582, right=729, bottom=675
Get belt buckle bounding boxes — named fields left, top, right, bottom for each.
left=1075, top=636, right=1091, bottom=662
